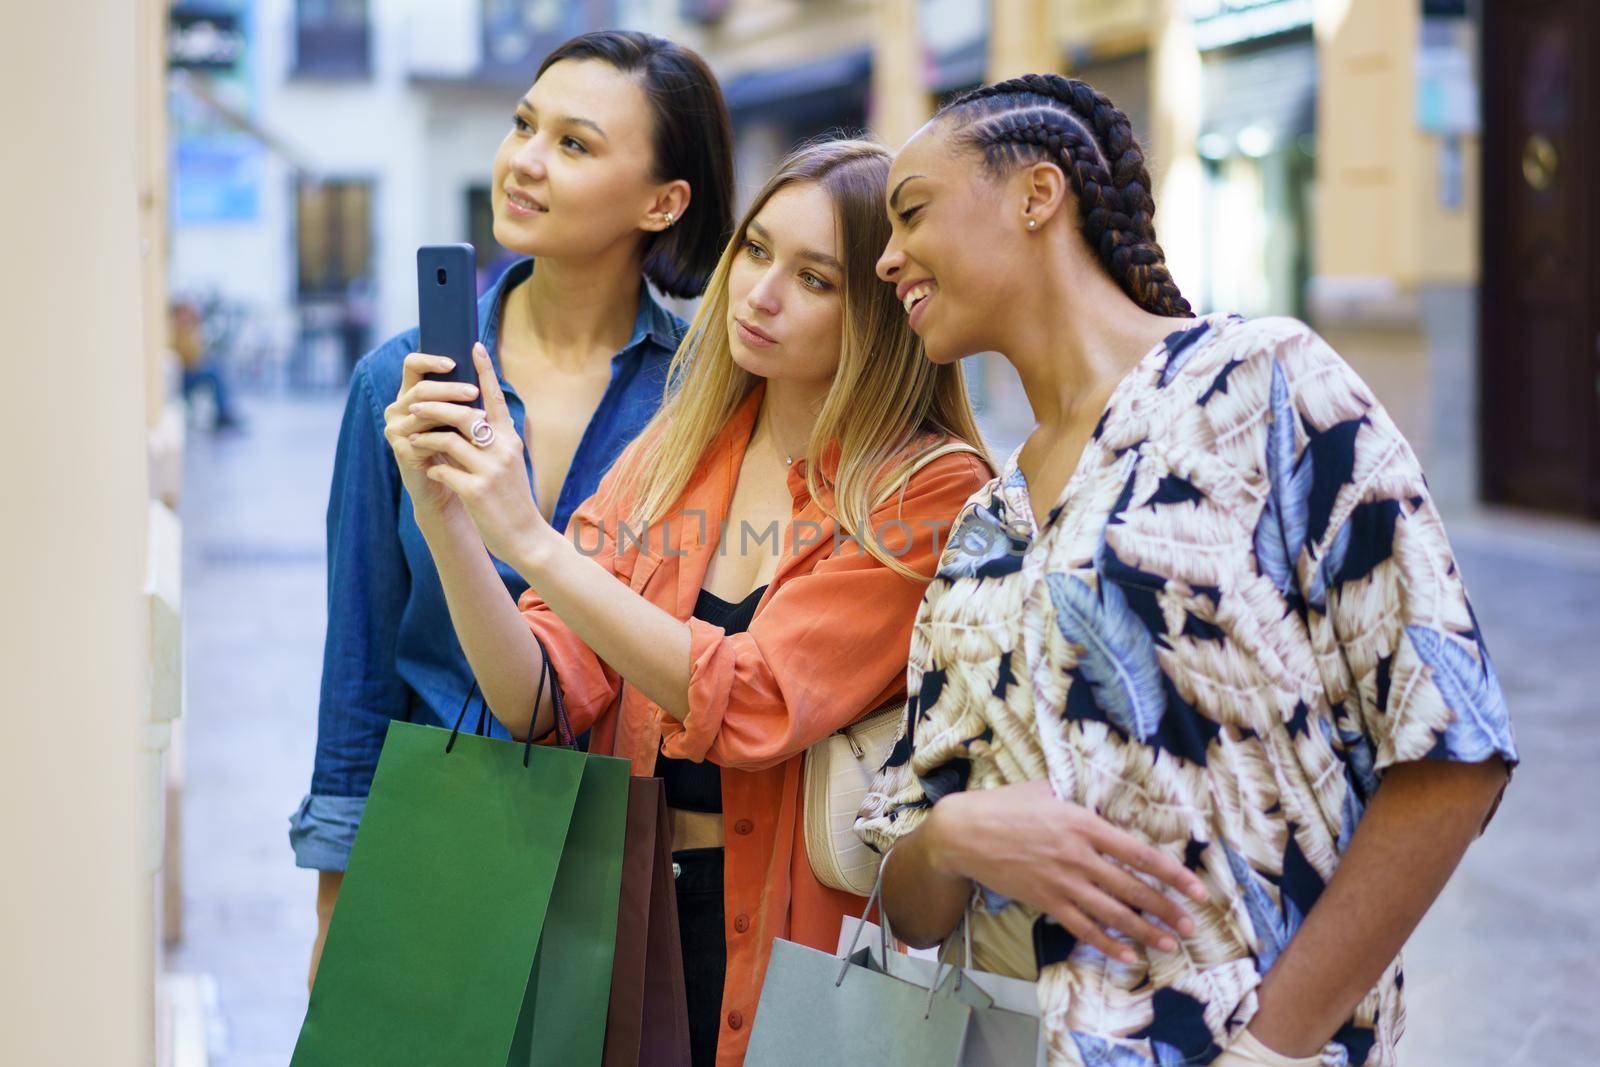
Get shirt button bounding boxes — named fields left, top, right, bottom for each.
left=727, top=1010, right=744, bottom=1031
left=734, top=819, right=754, bottom=835
left=734, top=913, right=750, bottom=933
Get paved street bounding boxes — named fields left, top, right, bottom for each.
left=168, top=393, right=1600, bottom=1066
left=166, top=394, right=343, bottom=1067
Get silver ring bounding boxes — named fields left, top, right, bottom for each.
left=469, top=418, right=495, bottom=448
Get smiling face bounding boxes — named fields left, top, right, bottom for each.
left=724, top=181, right=845, bottom=387
left=876, top=119, right=1027, bottom=363
left=490, top=58, right=667, bottom=260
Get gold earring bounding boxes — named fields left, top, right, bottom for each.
left=664, top=211, right=675, bottom=228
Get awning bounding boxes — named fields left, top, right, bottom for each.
left=1199, top=34, right=1316, bottom=155
left=722, top=46, right=872, bottom=123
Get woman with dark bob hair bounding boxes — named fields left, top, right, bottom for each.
left=291, top=30, right=735, bottom=988
left=861, top=73, right=1516, bottom=1067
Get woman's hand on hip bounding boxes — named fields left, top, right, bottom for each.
left=382, top=351, right=480, bottom=523
left=406, top=343, right=551, bottom=564
left=929, top=780, right=1209, bottom=962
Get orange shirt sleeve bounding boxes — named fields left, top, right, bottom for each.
left=658, top=451, right=989, bottom=770
left=515, top=463, right=633, bottom=737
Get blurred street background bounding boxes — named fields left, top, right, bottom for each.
left=8, top=1, right=1595, bottom=1065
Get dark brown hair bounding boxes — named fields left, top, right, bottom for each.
left=537, top=31, right=735, bottom=299
left=938, top=73, right=1193, bottom=318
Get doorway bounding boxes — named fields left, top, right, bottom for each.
left=293, top=176, right=374, bottom=385
left=1481, top=0, right=1600, bottom=516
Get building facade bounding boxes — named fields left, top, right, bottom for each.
left=168, top=0, right=1596, bottom=517
left=169, top=0, right=582, bottom=383
left=850, top=0, right=1591, bottom=519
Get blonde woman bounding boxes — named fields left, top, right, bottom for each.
left=385, top=139, right=991, bottom=1066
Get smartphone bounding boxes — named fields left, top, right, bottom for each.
left=416, top=244, right=479, bottom=393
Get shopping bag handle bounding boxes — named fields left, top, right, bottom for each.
left=444, top=639, right=573, bottom=767
left=836, top=844, right=897, bottom=989
left=531, top=633, right=576, bottom=751
left=444, top=680, right=491, bottom=752
left=835, top=844, right=979, bottom=1021
left=923, top=901, right=976, bottom=1018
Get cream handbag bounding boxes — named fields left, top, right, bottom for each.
left=803, top=440, right=985, bottom=896
left=804, top=700, right=907, bottom=895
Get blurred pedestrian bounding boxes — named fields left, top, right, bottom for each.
left=290, top=29, right=736, bottom=994
left=172, top=298, right=244, bottom=430
left=863, top=73, right=1517, bottom=1067
left=340, top=273, right=374, bottom=378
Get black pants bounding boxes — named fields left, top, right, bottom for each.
left=673, top=847, right=726, bottom=1067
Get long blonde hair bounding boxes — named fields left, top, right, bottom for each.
left=608, top=138, right=989, bottom=578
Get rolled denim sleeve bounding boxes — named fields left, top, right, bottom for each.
left=288, top=794, right=369, bottom=872
left=291, top=359, right=412, bottom=871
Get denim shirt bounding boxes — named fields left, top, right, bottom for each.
left=290, top=258, right=681, bottom=870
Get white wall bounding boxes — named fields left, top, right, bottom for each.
left=171, top=0, right=515, bottom=347
left=1, top=0, right=155, bottom=1061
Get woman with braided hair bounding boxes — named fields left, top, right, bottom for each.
left=858, top=74, right=1515, bottom=1066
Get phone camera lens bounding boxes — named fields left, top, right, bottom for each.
left=436, top=268, right=447, bottom=285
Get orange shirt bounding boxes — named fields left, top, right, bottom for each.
left=518, top=384, right=989, bottom=1065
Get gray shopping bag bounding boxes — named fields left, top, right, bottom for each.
left=744, top=938, right=973, bottom=1066
left=838, top=915, right=1043, bottom=1067
left=745, top=860, right=975, bottom=1066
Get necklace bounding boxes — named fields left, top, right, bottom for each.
left=757, top=409, right=797, bottom=466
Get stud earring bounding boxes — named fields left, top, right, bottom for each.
left=1026, top=218, right=1037, bottom=230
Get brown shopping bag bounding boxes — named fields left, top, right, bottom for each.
left=603, top=777, right=691, bottom=1067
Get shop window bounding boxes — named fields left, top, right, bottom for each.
left=293, top=0, right=371, bottom=79
left=296, top=178, right=373, bottom=298
left=479, top=0, right=614, bottom=84
left=1196, top=35, right=1316, bottom=319
left=680, top=0, right=732, bottom=23
left=295, top=178, right=375, bottom=382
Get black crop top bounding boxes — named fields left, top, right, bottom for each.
left=657, top=584, right=765, bottom=814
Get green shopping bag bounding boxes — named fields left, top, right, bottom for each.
left=510, top=747, right=630, bottom=1065
left=293, top=662, right=629, bottom=1067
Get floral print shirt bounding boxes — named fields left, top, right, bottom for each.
left=857, top=314, right=1517, bottom=1067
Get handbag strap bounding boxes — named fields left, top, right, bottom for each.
left=869, top=439, right=986, bottom=511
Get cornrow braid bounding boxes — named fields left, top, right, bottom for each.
left=942, top=73, right=1193, bottom=319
